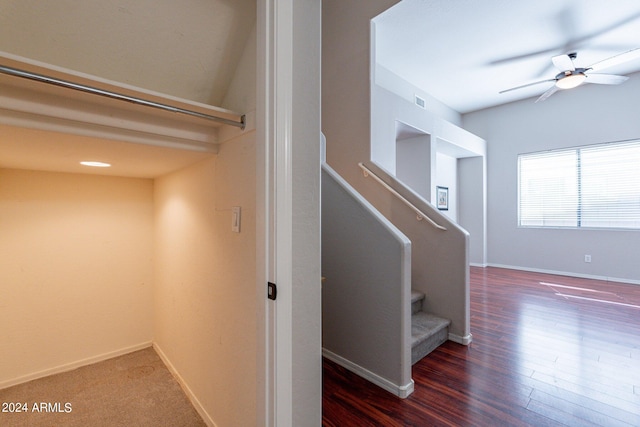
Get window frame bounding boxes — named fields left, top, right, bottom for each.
left=517, top=139, right=640, bottom=231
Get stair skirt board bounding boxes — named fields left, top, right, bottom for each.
left=322, top=348, right=414, bottom=399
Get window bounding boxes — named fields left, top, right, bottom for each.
left=518, top=140, right=640, bottom=230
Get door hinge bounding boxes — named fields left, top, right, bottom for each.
left=267, top=282, right=277, bottom=300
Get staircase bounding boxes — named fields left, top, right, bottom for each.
left=411, top=290, right=450, bottom=365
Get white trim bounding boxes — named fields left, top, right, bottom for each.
left=449, top=333, right=473, bottom=346
left=0, top=341, right=152, bottom=390
left=0, top=107, right=220, bottom=153
left=258, top=0, right=295, bottom=425
left=470, top=262, right=488, bottom=268
left=153, top=343, right=217, bottom=427
left=322, top=349, right=415, bottom=399
left=486, top=263, right=640, bottom=286
left=256, top=1, right=271, bottom=425
left=273, top=0, right=294, bottom=423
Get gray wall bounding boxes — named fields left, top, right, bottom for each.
left=458, top=156, right=487, bottom=266
left=291, top=0, right=322, bottom=423
left=396, top=134, right=432, bottom=200
left=322, top=0, right=477, bottom=345
left=360, top=162, right=471, bottom=343
left=322, top=0, right=401, bottom=187
left=322, top=164, right=413, bottom=397
left=463, top=74, right=640, bottom=283
left=371, top=83, right=487, bottom=267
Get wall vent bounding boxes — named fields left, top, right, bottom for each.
left=414, top=95, right=426, bottom=109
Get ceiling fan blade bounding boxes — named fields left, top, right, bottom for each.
left=585, top=73, right=629, bottom=85
left=552, top=54, right=575, bottom=71
left=535, top=85, right=559, bottom=103
left=499, top=78, right=555, bottom=94
left=589, top=48, right=640, bottom=71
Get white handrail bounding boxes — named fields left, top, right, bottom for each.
left=358, top=162, right=447, bottom=231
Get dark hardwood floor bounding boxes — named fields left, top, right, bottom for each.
left=323, top=267, right=640, bottom=426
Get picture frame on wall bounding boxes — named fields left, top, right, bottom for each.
left=436, top=186, right=448, bottom=211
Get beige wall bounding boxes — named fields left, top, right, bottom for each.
left=0, top=138, right=258, bottom=423
left=150, top=18, right=259, bottom=427
left=154, top=131, right=256, bottom=427
left=0, top=14, right=260, bottom=424
left=0, top=168, right=154, bottom=388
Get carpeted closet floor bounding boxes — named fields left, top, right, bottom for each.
left=0, top=347, right=206, bottom=427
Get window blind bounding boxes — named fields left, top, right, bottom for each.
left=518, top=140, right=640, bottom=229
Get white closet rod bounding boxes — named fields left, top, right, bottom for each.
left=0, top=64, right=245, bottom=129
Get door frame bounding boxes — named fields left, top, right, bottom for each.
left=257, top=0, right=294, bottom=425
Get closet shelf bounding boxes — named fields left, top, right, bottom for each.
left=0, top=51, right=246, bottom=150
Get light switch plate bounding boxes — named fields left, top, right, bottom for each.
left=232, top=206, right=241, bottom=233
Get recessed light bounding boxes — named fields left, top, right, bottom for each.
left=80, top=161, right=111, bottom=168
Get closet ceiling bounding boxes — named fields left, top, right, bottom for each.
left=0, top=0, right=255, bottom=178
left=375, top=0, right=640, bottom=114
left=0, top=0, right=255, bottom=106
left=0, top=124, right=215, bottom=179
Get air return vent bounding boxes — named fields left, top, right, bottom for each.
left=414, top=95, right=426, bottom=109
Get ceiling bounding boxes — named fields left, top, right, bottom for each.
left=0, top=0, right=255, bottom=106
left=374, top=0, right=640, bottom=114
left=0, top=124, right=215, bottom=179
left=0, top=0, right=255, bottom=178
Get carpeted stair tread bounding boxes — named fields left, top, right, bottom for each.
left=411, top=312, right=450, bottom=365
left=411, top=290, right=425, bottom=304
left=411, top=290, right=425, bottom=315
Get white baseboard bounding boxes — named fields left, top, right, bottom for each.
left=153, top=343, right=217, bottom=427
left=322, top=348, right=414, bottom=399
left=469, top=262, right=487, bottom=268
left=449, top=333, right=473, bottom=345
left=486, top=263, right=640, bottom=286
left=0, top=341, right=152, bottom=390
left=1, top=341, right=218, bottom=427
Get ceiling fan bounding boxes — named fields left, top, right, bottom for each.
left=499, top=48, right=640, bottom=102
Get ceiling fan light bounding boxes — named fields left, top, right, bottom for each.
left=555, top=73, right=586, bottom=89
